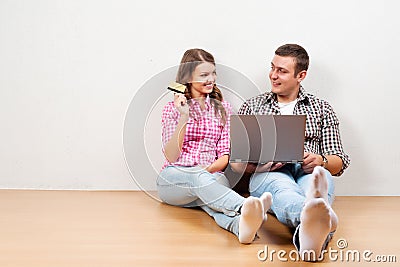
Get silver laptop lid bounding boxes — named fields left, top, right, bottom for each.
left=229, top=115, right=306, bottom=164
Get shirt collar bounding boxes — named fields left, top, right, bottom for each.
left=297, top=86, right=308, bottom=102
left=189, top=94, right=212, bottom=110
left=265, top=85, right=308, bottom=104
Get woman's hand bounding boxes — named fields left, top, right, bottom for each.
left=174, top=93, right=189, bottom=117
left=255, top=162, right=285, bottom=173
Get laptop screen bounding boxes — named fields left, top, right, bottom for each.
left=229, top=115, right=306, bottom=164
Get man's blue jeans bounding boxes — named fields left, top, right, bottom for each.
left=249, top=163, right=335, bottom=251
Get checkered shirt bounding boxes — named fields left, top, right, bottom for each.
left=161, top=97, right=232, bottom=170
left=238, top=86, right=350, bottom=176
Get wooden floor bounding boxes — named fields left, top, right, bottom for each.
left=0, top=190, right=399, bottom=267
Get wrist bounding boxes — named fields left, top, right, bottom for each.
left=320, top=154, right=328, bottom=168
left=179, top=114, right=189, bottom=122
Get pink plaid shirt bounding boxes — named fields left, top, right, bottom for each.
left=161, top=97, right=232, bottom=170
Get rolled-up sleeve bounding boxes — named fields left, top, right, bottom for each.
left=321, top=101, right=350, bottom=176
left=161, top=102, right=179, bottom=152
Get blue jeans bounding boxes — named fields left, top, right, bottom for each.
left=249, top=164, right=335, bottom=250
left=157, top=166, right=245, bottom=237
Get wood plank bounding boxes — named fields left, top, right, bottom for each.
left=0, top=190, right=398, bottom=266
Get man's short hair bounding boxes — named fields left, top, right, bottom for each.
left=275, top=44, right=309, bottom=76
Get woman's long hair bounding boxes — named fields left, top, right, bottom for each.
left=176, top=48, right=227, bottom=125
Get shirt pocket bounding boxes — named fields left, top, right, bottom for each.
left=305, top=114, right=321, bottom=142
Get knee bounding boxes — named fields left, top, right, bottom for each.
left=215, top=174, right=230, bottom=187
left=157, top=168, right=173, bottom=186
left=249, top=173, right=271, bottom=196
left=193, top=170, right=215, bottom=186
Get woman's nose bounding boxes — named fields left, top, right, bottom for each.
left=208, top=74, right=216, bottom=82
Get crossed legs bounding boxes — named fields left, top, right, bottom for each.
left=157, top=166, right=273, bottom=244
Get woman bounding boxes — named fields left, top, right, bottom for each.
left=157, top=48, right=272, bottom=243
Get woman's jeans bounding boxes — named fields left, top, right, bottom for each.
left=157, top=166, right=245, bottom=237
left=249, top=163, right=336, bottom=251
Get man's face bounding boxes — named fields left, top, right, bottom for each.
left=269, top=55, right=304, bottom=100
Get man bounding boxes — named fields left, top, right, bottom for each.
left=231, top=44, right=350, bottom=261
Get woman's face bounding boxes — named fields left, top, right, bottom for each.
left=190, top=62, right=216, bottom=98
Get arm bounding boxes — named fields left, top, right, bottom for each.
left=163, top=115, right=189, bottom=163
left=206, top=102, right=232, bottom=173
left=206, top=155, right=229, bottom=173
left=302, top=152, right=343, bottom=175
left=162, top=94, right=189, bottom=163
left=320, top=102, right=350, bottom=175
left=323, top=154, right=343, bottom=175
left=302, top=101, right=350, bottom=175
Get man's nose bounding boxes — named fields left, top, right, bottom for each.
left=270, top=70, right=278, bottom=79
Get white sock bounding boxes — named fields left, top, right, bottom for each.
left=307, top=166, right=339, bottom=231
left=238, top=197, right=264, bottom=244
left=299, top=198, right=331, bottom=261
left=306, top=166, right=329, bottom=202
left=260, top=192, right=273, bottom=220
left=299, top=166, right=339, bottom=261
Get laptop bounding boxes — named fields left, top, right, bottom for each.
left=229, top=115, right=306, bottom=164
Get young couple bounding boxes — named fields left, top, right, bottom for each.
left=156, top=45, right=350, bottom=261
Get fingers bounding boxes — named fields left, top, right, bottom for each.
left=258, top=162, right=284, bottom=172
left=270, top=162, right=285, bottom=171
left=174, top=93, right=187, bottom=107
left=254, top=162, right=273, bottom=173
left=264, top=162, right=274, bottom=169
left=302, top=152, right=311, bottom=164
left=303, top=165, right=317, bottom=173
left=302, top=153, right=321, bottom=173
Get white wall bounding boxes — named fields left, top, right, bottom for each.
left=1, top=0, right=399, bottom=195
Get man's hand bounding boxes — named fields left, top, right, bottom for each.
left=302, top=152, right=323, bottom=173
